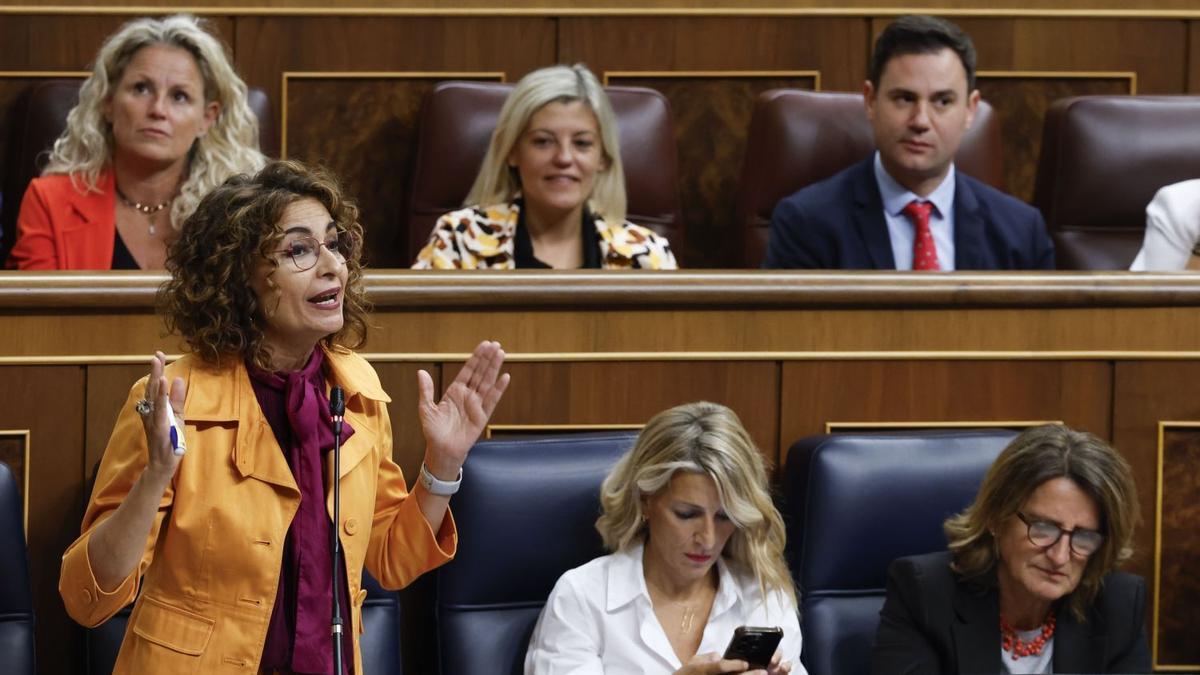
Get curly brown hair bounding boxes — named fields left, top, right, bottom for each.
left=160, top=159, right=369, bottom=368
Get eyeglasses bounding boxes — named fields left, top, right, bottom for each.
left=272, top=232, right=356, bottom=271
left=1016, top=512, right=1104, bottom=557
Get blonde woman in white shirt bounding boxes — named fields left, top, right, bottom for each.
left=525, top=402, right=804, bottom=675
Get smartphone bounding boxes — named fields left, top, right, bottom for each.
left=722, top=625, right=784, bottom=670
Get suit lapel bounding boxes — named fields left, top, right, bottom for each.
left=952, top=173, right=988, bottom=269
left=952, top=580, right=1002, bottom=674
left=1053, top=603, right=1104, bottom=673
left=850, top=161, right=896, bottom=269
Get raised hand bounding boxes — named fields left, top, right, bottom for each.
left=416, top=340, right=510, bottom=479
left=137, top=351, right=187, bottom=482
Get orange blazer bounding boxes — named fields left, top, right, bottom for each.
left=8, top=171, right=117, bottom=270
left=60, top=347, right=457, bottom=673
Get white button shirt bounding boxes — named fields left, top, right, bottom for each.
left=524, top=543, right=805, bottom=674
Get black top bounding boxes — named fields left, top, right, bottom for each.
left=110, top=230, right=139, bottom=270
left=870, top=550, right=1151, bottom=674
left=513, top=201, right=602, bottom=269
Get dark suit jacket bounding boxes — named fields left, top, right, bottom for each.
left=763, top=159, right=1055, bottom=270
left=870, top=551, right=1150, bottom=675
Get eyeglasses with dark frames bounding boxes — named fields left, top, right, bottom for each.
left=272, top=231, right=356, bottom=272
left=1015, top=512, right=1104, bottom=557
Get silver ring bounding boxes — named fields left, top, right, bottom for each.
left=135, top=398, right=153, bottom=417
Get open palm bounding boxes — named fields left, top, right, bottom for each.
left=418, top=340, right=509, bottom=472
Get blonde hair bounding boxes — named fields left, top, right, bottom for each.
left=43, top=14, right=266, bottom=230
left=465, top=63, right=627, bottom=222
left=944, top=424, right=1139, bottom=621
left=596, top=402, right=795, bottom=608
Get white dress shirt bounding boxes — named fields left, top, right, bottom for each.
left=874, top=152, right=958, bottom=271
left=1129, top=178, right=1200, bottom=271
left=524, top=543, right=805, bottom=675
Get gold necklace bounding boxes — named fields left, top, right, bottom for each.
left=116, top=185, right=174, bottom=235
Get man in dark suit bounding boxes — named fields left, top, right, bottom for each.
left=764, top=15, right=1055, bottom=270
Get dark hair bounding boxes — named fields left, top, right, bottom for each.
left=944, top=424, right=1139, bottom=621
left=160, top=159, right=369, bottom=368
left=869, top=15, right=977, bottom=92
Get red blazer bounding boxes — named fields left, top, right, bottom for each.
left=8, top=170, right=117, bottom=270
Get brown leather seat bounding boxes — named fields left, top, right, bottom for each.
left=406, top=80, right=683, bottom=266
left=1, top=78, right=276, bottom=263
left=733, top=89, right=1003, bottom=268
left=1033, top=96, right=1200, bottom=270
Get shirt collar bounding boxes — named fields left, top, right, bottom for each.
left=873, top=151, right=956, bottom=220
left=606, top=541, right=741, bottom=615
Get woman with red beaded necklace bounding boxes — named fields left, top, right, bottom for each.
left=870, top=424, right=1148, bottom=674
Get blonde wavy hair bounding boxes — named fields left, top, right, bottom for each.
left=596, top=401, right=795, bottom=608
left=465, top=63, right=627, bottom=222
left=944, top=424, right=1139, bottom=621
left=43, top=14, right=265, bottom=230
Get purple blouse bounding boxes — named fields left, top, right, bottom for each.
left=249, top=349, right=356, bottom=674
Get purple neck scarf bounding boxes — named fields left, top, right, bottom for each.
left=249, top=349, right=355, bottom=674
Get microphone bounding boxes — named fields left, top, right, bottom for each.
left=329, top=385, right=346, bottom=673
left=330, top=386, right=345, bottom=435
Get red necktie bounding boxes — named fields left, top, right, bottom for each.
left=902, top=200, right=939, bottom=271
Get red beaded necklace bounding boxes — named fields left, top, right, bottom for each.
left=1000, top=612, right=1056, bottom=660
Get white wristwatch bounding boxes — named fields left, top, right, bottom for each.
left=420, top=463, right=462, bottom=496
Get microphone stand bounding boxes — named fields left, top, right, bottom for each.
left=329, top=386, right=345, bottom=675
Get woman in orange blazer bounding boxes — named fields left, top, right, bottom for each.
left=9, top=15, right=264, bottom=270
left=60, top=160, right=510, bottom=673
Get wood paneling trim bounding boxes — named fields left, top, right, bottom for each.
left=6, top=271, right=1200, bottom=308
left=603, top=69, right=824, bottom=91
left=13, top=350, right=1200, bottom=367
left=978, top=69, right=1138, bottom=95
left=11, top=7, right=1200, bottom=19
left=824, top=419, right=1061, bottom=433
left=484, top=423, right=643, bottom=437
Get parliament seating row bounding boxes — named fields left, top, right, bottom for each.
left=5, top=78, right=1200, bottom=270
left=2, top=429, right=1012, bottom=674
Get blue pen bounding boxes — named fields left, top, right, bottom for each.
left=167, top=407, right=186, bottom=456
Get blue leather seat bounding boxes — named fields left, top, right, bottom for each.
left=0, top=461, right=34, bottom=674
left=782, top=429, right=1017, bottom=675
left=436, top=431, right=639, bottom=675
left=85, top=563, right=402, bottom=673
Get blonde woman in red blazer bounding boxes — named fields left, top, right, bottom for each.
left=9, top=15, right=263, bottom=270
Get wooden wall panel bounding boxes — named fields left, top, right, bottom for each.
left=1191, top=20, right=1200, bottom=94
left=447, top=361, right=782, bottom=467
left=605, top=73, right=817, bottom=267
left=282, top=75, right=502, bottom=268
left=914, top=18, right=1187, bottom=94
left=1155, top=426, right=1200, bottom=669
left=84, top=364, right=146, bottom=492
left=560, top=17, right=870, bottom=96
left=371, top=361, right=439, bottom=481
left=1112, top=362, right=1200, bottom=670
left=976, top=74, right=1134, bottom=202
left=0, top=366, right=87, bottom=675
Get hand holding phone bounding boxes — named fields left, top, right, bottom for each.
left=722, top=625, right=783, bottom=670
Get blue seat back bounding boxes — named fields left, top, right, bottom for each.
left=0, top=461, right=34, bottom=674
left=436, top=432, right=638, bottom=675
left=782, top=430, right=1016, bottom=675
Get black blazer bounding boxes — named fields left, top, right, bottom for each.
left=763, top=159, right=1056, bottom=270
left=870, top=551, right=1150, bottom=674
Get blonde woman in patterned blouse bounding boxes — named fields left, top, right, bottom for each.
left=413, top=64, right=677, bottom=270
